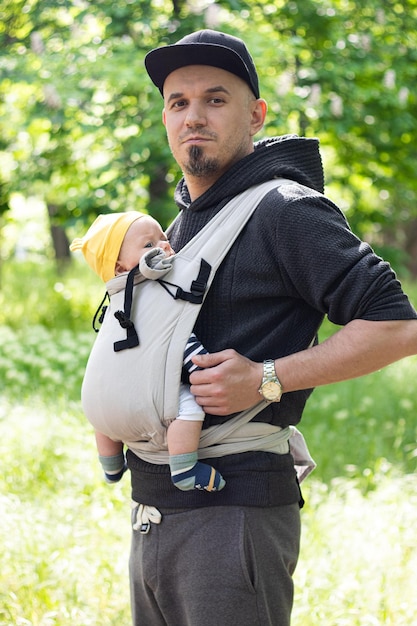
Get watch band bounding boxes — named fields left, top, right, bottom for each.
left=263, top=359, right=276, bottom=380
left=258, top=359, right=283, bottom=402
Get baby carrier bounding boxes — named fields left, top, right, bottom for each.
left=81, top=179, right=315, bottom=481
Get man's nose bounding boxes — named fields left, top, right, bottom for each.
left=185, top=102, right=206, bottom=127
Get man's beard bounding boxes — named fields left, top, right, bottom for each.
left=183, top=145, right=220, bottom=178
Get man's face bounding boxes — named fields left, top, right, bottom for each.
left=162, top=65, right=266, bottom=187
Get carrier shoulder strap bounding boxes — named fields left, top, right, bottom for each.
left=112, top=178, right=292, bottom=351
left=166, top=178, right=291, bottom=279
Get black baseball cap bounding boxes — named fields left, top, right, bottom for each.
left=145, top=29, right=260, bottom=99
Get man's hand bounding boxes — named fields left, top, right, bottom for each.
left=189, top=349, right=263, bottom=415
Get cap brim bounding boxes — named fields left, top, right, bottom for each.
left=145, top=43, right=258, bottom=97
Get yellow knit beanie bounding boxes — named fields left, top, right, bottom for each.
left=70, top=211, right=146, bottom=282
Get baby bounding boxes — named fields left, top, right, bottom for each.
left=70, top=211, right=225, bottom=492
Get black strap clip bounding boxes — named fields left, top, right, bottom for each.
left=158, top=259, right=211, bottom=304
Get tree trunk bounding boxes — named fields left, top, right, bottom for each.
left=47, top=203, right=70, bottom=266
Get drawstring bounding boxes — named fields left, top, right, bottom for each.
left=131, top=502, right=162, bottom=534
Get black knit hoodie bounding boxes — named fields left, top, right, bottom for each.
left=127, top=135, right=416, bottom=508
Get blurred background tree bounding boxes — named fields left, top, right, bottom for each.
left=0, top=0, right=416, bottom=274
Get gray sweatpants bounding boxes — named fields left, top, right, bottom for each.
left=129, top=503, right=301, bottom=626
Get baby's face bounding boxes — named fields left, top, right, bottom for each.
left=116, top=216, right=174, bottom=274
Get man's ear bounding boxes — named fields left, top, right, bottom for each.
left=250, top=98, right=268, bottom=136
left=162, top=109, right=166, bottom=126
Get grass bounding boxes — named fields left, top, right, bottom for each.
left=1, top=259, right=417, bottom=625
left=0, top=398, right=132, bottom=626
left=1, top=377, right=416, bottom=626
left=293, top=475, right=417, bottom=626
left=1, top=396, right=416, bottom=626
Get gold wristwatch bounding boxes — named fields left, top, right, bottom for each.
left=258, top=359, right=283, bottom=402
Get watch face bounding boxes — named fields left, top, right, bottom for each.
left=261, top=381, right=282, bottom=402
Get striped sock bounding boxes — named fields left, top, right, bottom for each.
left=170, top=452, right=226, bottom=492
left=182, top=333, right=208, bottom=380
left=98, top=453, right=127, bottom=484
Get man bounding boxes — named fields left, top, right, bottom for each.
left=125, top=30, right=417, bottom=625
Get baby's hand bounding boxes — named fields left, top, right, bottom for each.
left=140, top=247, right=174, bottom=279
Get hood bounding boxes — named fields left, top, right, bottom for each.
left=174, top=134, right=325, bottom=211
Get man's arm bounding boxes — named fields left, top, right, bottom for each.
left=190, top=319, right=417, bottom=416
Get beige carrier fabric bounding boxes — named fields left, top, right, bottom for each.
left=81, top=180, right=292, bottom=458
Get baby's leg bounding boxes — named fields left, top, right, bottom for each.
left=95, top=431, right=126, bottom=483
left=167, top=419, right=225, bottom=492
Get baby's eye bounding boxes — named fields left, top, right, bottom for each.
left=144, top=242, right=154, bottom=248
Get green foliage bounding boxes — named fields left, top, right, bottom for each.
left=246, top=0, right=417, bottom=268
left=0, top=259, right=104, bottom=331
left=1, top=0, right=417, bottom=271
left=0, top=0, right=187, bottom=231
left=0, top=259, right=104, bottom=400
left=0, top=323, right=93, bottom=400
